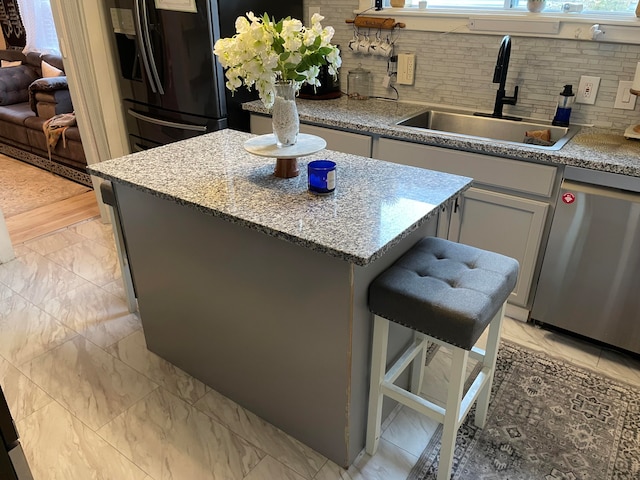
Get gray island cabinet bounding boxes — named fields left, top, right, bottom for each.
left=87, top=129, right=472, bottom=467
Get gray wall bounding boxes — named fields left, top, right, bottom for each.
left=305, top=0, right=640, bottom=130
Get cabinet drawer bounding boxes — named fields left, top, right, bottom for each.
left=250, top=114, right=372, bottom=157
left=377, top=138, right=557, bottom=197
left=300, top=124, right=372, bottom=157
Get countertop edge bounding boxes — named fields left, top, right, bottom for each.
left=243, top=99, right=640, bottom=178
left=89, top=153, right=471, bottom=267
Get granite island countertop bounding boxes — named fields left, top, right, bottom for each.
left=243, top=97, right=640, bottom=178
left=88, top=129, right=472, bottom=266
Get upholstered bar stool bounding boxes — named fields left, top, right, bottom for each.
left=366, top=237, right=518, bottom=480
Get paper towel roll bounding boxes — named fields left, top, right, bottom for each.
left=632, top=62, right=640, bottom=93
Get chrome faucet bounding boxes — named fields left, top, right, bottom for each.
left=477, top=35, right=520, bottom=120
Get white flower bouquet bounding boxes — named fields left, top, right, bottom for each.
left=213, top=12, right=342, bottom=108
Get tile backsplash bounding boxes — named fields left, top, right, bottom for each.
left=304, top=0, right=640, bottom=130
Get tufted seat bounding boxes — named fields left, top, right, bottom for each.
left=369, top=236, right=518, bottom=350
left=366, top=237, right=518, bottom=480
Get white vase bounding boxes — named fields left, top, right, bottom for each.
left=272, top=81, right=299, bottom=148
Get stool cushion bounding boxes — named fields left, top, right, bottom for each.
left=369, top=237, right=519, bottom=350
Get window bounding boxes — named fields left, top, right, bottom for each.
left=382, top=0, right=637, bottom=15
left=363, top=0, right=640, bottom=43
left=16, top=0, right=60, bottom=54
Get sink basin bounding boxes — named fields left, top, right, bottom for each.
left=396, top=108, right=581, bottom=150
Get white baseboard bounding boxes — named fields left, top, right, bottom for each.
left=506, top=303, right=530, bottom=322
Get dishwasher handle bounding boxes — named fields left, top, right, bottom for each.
left=561, top=179, right=640, bottom=204
left=563, top=166, right=640, bottom=194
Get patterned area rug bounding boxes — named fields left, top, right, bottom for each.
left=0, top=154, right=89, bottom=217
left=408, top=341, right=640, bottom=480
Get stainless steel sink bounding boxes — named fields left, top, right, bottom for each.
left=396, top=108, right=581, bottom=150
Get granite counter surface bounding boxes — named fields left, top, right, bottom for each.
left=243, top=97, right=640, bottom=178
left=88, top=129, right=472, bottom=266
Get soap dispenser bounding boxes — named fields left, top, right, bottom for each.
left=552, top=85, right=575, bottom=127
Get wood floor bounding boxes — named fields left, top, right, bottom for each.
left=5, top=190, right=100, bottom=244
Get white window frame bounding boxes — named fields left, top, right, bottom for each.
left=357, top=0, right=640, bottom=44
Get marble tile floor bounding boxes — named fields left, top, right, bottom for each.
left=1, top=217, right=640, bottom=479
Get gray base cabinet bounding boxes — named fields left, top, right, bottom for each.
left=376, top=138, right=557, bottom=312
left=113, top=182, right=437, bottom=467
left=449, top=187, right=547, bottom=307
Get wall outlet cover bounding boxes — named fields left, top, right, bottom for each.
left=397, top=53, right=415, bottom=85
left=576, top=75, right=600, bottom=105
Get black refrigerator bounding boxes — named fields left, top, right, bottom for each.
left=107, top=0, right=302, bottom=152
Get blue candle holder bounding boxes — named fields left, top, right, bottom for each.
left=308, top=160, right=336, bottom=195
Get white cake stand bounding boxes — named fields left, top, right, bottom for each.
left=244, top=133, right=327, bottom=178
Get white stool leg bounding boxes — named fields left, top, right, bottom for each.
left=410, top=332, right=428, bottom=394
left=366, top=315, right=389, bottom=456
left=438, top=346, right=468, bottom=480
left=474, top=302, right=506, bottom=428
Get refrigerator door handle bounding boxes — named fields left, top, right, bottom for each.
left=141, top=0, right=165, bottom=95
left=128, top=109, right=207, bottom=132
left=133, top=0, right=157, bottom=93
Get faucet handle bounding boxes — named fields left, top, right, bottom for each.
left=504, top=85, right=519, bottom=105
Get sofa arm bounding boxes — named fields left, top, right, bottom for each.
left=0, top=64, right=39, bottom=105
left=28, top=76, right=73, bottom=117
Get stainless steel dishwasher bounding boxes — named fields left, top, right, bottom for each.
left=531, top=166, right=640, bottom=354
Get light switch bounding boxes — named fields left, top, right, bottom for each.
left=614, top=81, right=637, bottom=110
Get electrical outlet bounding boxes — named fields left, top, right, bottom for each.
left=397, top=53, right=415, bottom=85
left=614, top=81, right=637, bottom=110
left=576, top=75, right=600, bottom=105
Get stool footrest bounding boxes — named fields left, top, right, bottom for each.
left=380, top=331, right=495, bottom=430
left=427, top=336, right=486, bottom=363
left=459, top=367, right=491, bottom=426
left=381, top=382, right=445, bottom=424
left=384, top=337, right=428, bottom=386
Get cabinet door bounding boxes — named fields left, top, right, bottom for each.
left=250, top=114, right=372, bottom=157
left=449, top=187, right=548, bottom=307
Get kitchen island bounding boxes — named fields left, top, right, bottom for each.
left=87, top=128, right=472, bottom=467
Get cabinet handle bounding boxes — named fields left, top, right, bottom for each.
left=454, top=197, right=460, bottom=213
left=128, top=109, right=207, bottom=132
